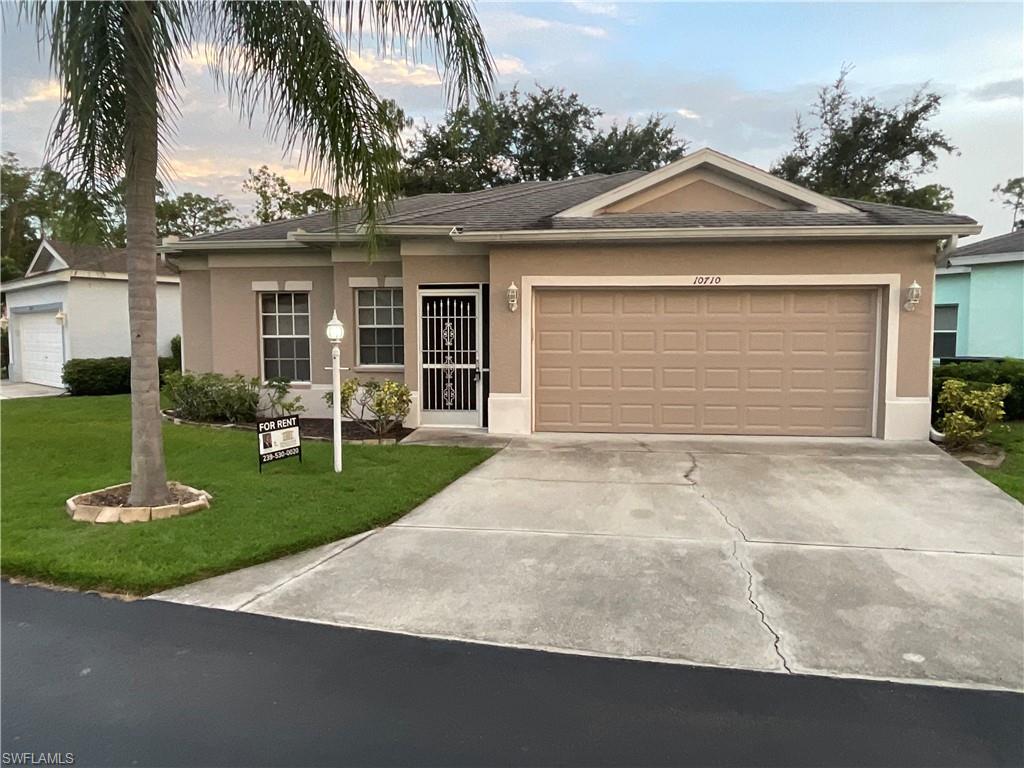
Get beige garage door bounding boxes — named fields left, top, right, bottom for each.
left=534, top=287, right=878, bottom=436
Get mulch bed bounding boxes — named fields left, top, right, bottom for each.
left=297, top=418, right=414, bottom=442
left=163, top=410, right=412, bottom=443
left=76, top=483, right=201, bottom=508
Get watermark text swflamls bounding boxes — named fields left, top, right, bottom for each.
left=2, top=754, right=75, bottom=766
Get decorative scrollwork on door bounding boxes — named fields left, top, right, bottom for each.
left=422, top=295, right=478, bottom=412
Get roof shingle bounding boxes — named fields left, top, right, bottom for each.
left=179, top=172, right=976, bottom=244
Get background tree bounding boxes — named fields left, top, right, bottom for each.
left=157, top=191, right=238, bottom=238
left=402, top=84, right=688, bottom=194
left=992, top=177, right=1024, bottom=231
left=772, top=67, right=957, bottom=211
left=25, top=0, right=491, bottom=506
left=1, top=153, right=39, bottom=280
left=243, top=166, right=355, bottom=222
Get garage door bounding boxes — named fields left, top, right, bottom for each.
left=534, top=287, right=878, bottom=436
left=17, top=311, right=66, bottom=387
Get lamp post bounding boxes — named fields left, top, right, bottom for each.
left=326, top=310, right=345, bottom=473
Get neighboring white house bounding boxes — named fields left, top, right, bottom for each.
left=2, top=239, right=182, bottom=387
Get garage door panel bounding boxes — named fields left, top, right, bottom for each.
left=534, top=287, right=877, bottom=437
left=17, top=311, right=66, bottom=388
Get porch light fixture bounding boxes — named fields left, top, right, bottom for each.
left=0, top=315, right=7, bottom=331
left=903, top=281, right=922, bottom=312
left=55, top=309, right=67, bottom=325
left=506, top=282, right=519, bottom=312
left=326, top=310, right=345, bottom=473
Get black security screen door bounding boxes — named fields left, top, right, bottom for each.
left=421, top=291, right=482, bottom=426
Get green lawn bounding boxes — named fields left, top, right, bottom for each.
left=1, top=395, right=494, bottom=595
left=975, top=421, right=1024, bottom=504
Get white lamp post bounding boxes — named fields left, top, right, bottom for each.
left=326, top=310, right=346, bottom=473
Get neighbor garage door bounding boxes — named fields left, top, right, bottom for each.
left=17, top=311, right=66, bottom=388
left=534, top=287, right=878, bottom=436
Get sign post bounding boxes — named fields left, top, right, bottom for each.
left=257, top=415, right=302, bottom=471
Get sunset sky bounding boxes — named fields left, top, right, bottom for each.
left=2, top=1, right=1021, bottom=239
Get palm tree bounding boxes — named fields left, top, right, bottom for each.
left=23, top=1, right=492, bottom=506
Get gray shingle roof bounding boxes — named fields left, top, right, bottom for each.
left=39, top=239, right=178, bottom=277
left=181, top=173, right=976, bottom=244
left=952, top=229, right=1024, bottom=258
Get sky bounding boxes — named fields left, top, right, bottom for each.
left=2, top=1, right=1022, bottom=240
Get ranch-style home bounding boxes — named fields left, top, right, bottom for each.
left=161, top=148, right=980, bottom=440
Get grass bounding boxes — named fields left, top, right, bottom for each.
left=1, top=395, right=494, bottom=595
left=974, top=420, right=1024, bottom=504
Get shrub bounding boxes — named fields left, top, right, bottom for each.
left=936, top=378, right=1012, bottom=449
left=63, top=356, right=180, bottom=395
left=164, top=371, right=261, bottom=423
left=264, top=376, right=305, bottom=417
left=932, top=358, right=1024, bottom=422
left=324, top=377, right=412, bottom=443
left=63, top=358, right=131, bottom=395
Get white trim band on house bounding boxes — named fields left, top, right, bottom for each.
left=451, top=224, right=982, bottom=244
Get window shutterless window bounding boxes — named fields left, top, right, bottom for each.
left=260, top=292, right=311, bottom=381
left=357, top=288, right=404, bottom=366
left=933, top=304, right=958, bottom=359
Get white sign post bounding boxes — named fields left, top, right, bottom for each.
left=325, top=309, right=346, bottom=473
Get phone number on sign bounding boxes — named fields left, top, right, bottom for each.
left=261, top=446, right=300, bottom=463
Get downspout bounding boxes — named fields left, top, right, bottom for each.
left=930, top=235, right=958, bottom=444
left=935, top=234, right=959, bottom=266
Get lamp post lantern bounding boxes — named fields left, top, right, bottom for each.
left=326, top=310, right=345, bottom=473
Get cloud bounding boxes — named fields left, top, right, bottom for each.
left=349, top=53, right=442, bottom=88
left=676, top=108, right=701, bottom=120
left=494, top=55, right=529, bottom=77
left=480, top=10, right=608, bottom=42
left=567, top=1, right=620, bottom=18
left=1, top=79, right=59, bottom=113
left=969, top=78, right=1023, bottom=102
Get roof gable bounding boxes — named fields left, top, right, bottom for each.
left=25, top=240, right=70, bottom=276
left=555, top=148, right=858, bottom=218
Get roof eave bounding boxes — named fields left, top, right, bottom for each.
left=452, top=223, right=983, bottom=244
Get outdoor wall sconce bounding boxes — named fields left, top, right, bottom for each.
left=55, top=309, right=67, bottom=325
left=506, top=282, right=519, bottom=312
left=903, top=280, right=922, bottom=312
left=0, top=315, right=8, bottom=331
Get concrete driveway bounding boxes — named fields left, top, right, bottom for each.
left=156, top=432, right=1024, bottom=691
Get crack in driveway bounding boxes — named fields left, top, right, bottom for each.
left=689, top=452, right=793, bottom=673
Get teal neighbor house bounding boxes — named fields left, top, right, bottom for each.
left=934, top=230, right=1024, bottom=359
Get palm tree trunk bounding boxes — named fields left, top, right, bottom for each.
left=124, top=1, right=169, bottom=507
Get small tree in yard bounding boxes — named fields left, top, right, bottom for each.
left=24, top=1, right=492, bottom=505
left=937, top=379, right=1013, bottom=450
left=325, top=379, right=412, bottom=444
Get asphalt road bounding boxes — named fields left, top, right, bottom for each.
left=2, top=582, right=1021, bottom=768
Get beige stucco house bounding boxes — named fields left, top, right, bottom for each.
left=162, top=149, right=980, bottom=440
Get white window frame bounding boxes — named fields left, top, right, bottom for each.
left=259, top=291, right=312, bottom=383
left=355, top=287, right=405, bottom=369
left=933, top=304, right=958, bottom=359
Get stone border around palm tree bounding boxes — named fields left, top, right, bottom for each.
left=66, top=482, right=212, bottom=524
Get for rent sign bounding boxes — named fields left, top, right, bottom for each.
left=257, top=415, right=302, bottom=470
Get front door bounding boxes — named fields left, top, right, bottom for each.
left=419, top=289, right=483, bottom=427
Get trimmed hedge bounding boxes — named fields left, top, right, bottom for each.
left=932, top=358, right=1024, bottom=422
left=62, top=356, right=179, bottom=396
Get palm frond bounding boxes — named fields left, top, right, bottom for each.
left=200, top=1, right=406, bottom=244
left=20, top=1, right=188, bottom=194
left=334, top=0, right=494, bottom=107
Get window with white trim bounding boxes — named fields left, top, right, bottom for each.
left=357, top=288, right=404, bottom=366
left=933, top=304, right=958, bottom=359
left=260, top=292, right=311, bottom=381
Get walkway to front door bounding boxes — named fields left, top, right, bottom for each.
left=155, top=432, right=1024, bottom=691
